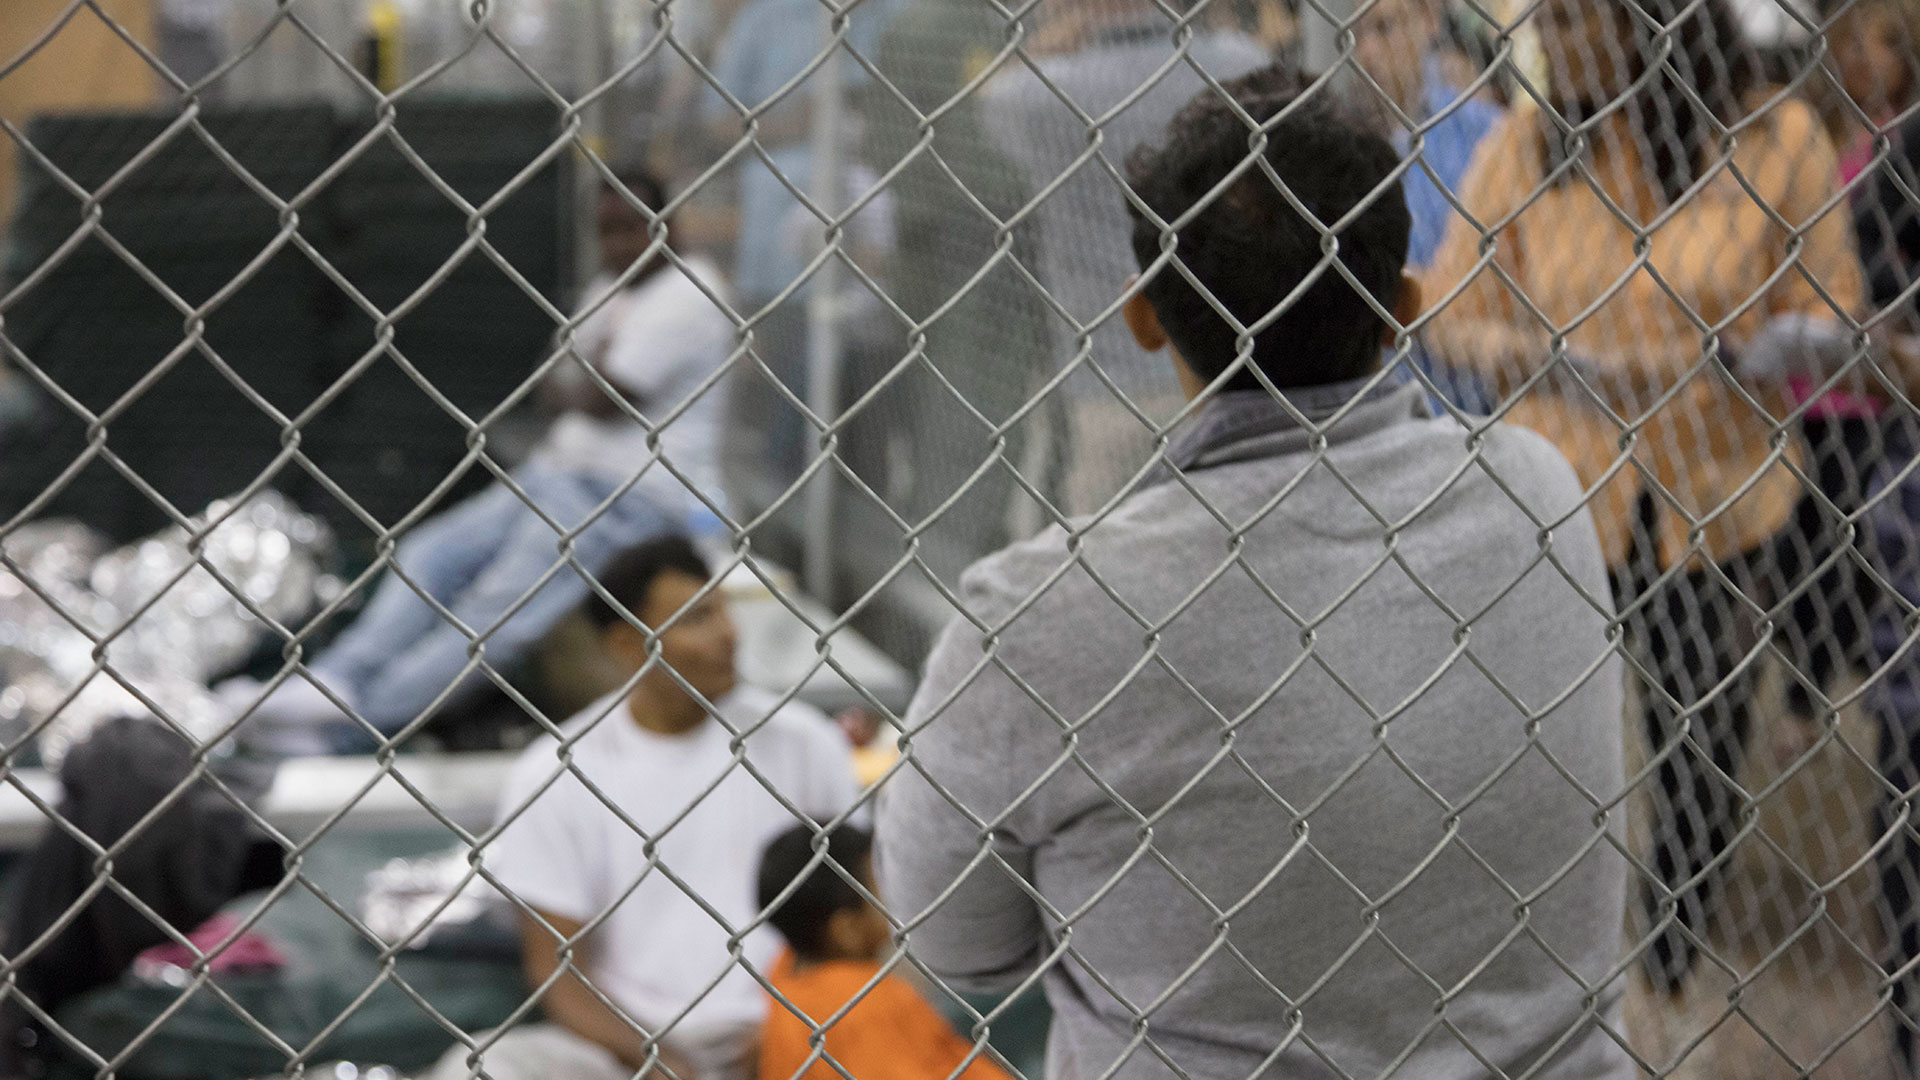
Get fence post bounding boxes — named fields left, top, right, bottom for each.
left=802, top=10, right=846, bottom=602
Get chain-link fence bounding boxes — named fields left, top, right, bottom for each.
left=5, top=0, right=1920, bottom=1076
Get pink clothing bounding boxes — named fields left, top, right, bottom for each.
left=1789, top=375, right=1887, bottom=419
left=1842, top=134, right=1877, bottom=184
left=1796, top=127, right=1893, bottom=419
left=134, top=913, right=286, bottom=976
left=1841, top=118, right=1900, bottom=183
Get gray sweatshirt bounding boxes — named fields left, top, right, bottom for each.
left=877, top=380, right=1633, bottom=1080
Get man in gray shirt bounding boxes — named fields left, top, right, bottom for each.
left=878, top=68, right=1633, bottom=1080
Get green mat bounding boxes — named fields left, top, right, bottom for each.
left=51, top=828, right=526, bottom=1079
left=48, top=825, right=1052, bottom=1079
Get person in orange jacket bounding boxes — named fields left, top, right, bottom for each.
left=756, top=824, right=1015, bottom=1080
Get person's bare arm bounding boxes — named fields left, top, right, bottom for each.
left=519, top=908, right=698, bottom=1078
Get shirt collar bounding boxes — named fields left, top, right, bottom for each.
left=1156, top=374, right=1430, bottom=482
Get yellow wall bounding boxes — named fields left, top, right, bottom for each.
left=0, top=0, right=158, bottom=233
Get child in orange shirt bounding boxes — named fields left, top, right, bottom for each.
left=756, top=824, right=1016, bottom=1080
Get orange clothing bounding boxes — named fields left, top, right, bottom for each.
left=1422, top=97, right=1866, bottom=569
left=759, top=952, right=1015, bottom=1080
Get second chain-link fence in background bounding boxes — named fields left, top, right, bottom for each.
left=3, top=0, right=1920, bottom=1076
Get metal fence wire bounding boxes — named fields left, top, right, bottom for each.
left=5, top=0, right=1920, bottom=1076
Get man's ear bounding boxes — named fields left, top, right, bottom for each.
left=1382, top=272, right=1424, bottom=345
left=1123, top=287, right=1169, bottom=353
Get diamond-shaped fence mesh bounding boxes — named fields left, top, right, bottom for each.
left=3, top=0, right=1920, bottom=1077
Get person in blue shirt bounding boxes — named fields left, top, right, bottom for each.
left=1352, top=0, right=1504, bottom=412
left=701, top=0, right=896, bottom=303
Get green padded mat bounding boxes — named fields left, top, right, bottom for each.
left=51, top=827, right=526, bottom=1079
left=48, top=824, right=1051, bottom=1080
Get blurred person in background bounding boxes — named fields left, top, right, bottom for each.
left=1351, top=0, right=1504, bottom=272
left=883, top=66, right=1633, bottom=1080
left=1833, top=101, right=1920, bottom=1071
left=857, top=0, right=1059, bottom=571
left=981, top=0, right=1268, bottom=513
left=1351, top=0, right=1505, bottom=412
left=702, top=0, right=895, bottom=496
left=702, top=0, right=893, bottom=305
left=1821, top=0, right=1920, bottom=182
left=1220, top=0, right=1300, bottom=55
left=1753, top=0, right=1920, bottom=765
left=423, top=536, right=857, bottom=1080
left=1834, top=0, right=1920, bottom=328
left=1740, top=77, right=1920, bottom=1066
left=229, top=170, right=737, bottom=752
left=1421, top=0, right=1866, bottom=1001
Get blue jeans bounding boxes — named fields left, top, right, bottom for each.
left=311, top=464, right=678, bottom=743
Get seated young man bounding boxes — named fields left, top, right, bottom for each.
left=877, top=67, right=1634, bottom=1080
left=756, top=822, right=1013, bottom=1080
left=424, top=536, right=857, bottom=1080
left=232, top=170, right=737, bottom=751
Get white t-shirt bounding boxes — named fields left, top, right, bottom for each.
left=536, top=255, right=736, bottom=504
left=488, top=685, right=856, bottom=1077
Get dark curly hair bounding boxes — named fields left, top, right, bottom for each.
left=1125, top=64, right=1412, bottom=390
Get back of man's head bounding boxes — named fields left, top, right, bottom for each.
left=1126, top=65, right=1412, bottom=389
